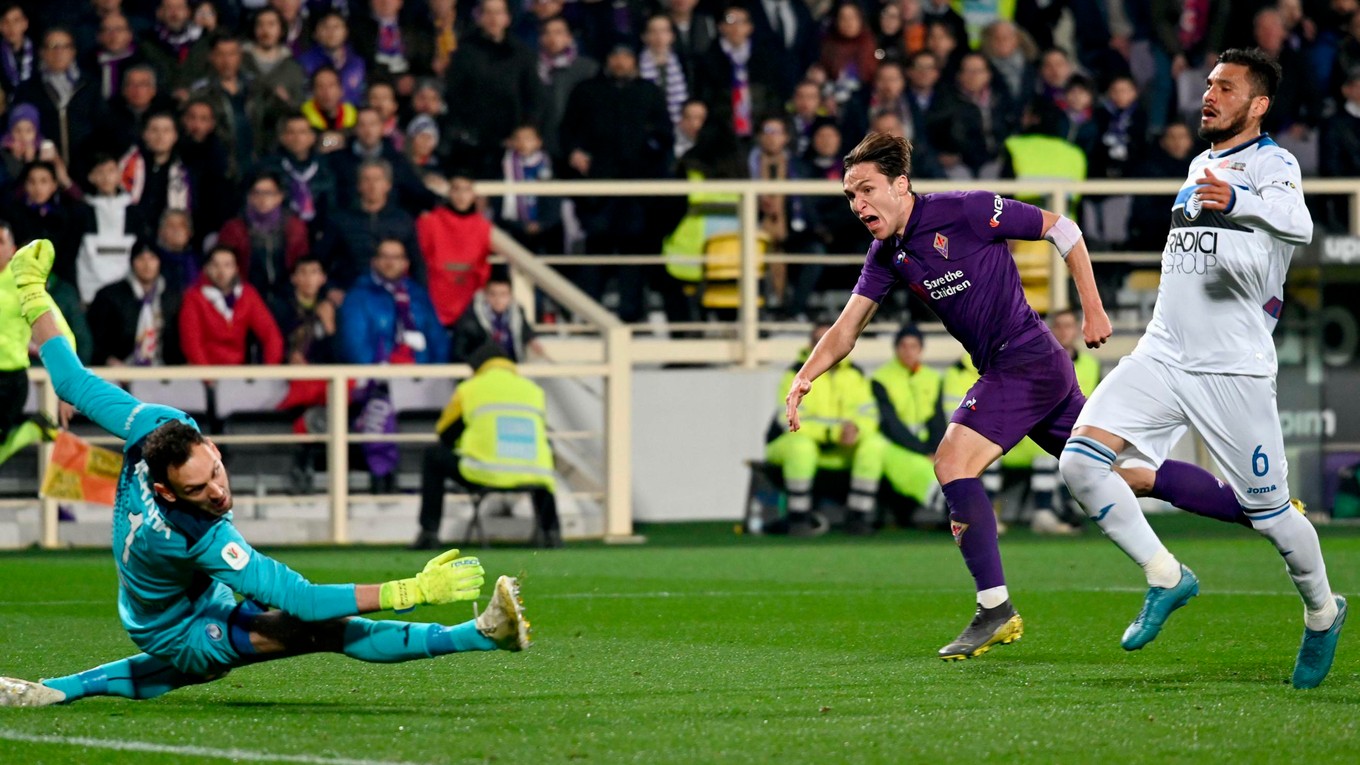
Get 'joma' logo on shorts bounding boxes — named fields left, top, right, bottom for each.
left=1247, top=485, right=1278, bottom=494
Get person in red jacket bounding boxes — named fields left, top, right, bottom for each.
left=179, top=245, right=285, bottom=366
left=216, top=171, right=311, bottom=302
left=415, top=175, right=492, bottom=329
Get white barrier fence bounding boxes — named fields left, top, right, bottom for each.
left=14, top=177, right=1357, bottom=546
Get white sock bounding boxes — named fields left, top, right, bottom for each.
left=977, top=585, right=1009, bottom=609
left=1144, top=549, right=1182, bottom=590
left=1060, top=437, right=1180, bottom=587
left=1250, top=506, right=1336, bottom=629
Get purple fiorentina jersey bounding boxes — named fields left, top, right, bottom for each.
left=852, top=190, right=1048, bottom=372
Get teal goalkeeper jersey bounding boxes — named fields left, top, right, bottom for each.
left=38, top=337, right=358, bottom=655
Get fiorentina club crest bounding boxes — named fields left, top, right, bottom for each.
left=933, top=232, right=949, bottom=258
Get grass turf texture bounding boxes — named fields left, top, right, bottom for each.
left=2, top=517, right=1359, bottom=764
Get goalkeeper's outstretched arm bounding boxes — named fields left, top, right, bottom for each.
left=31, top=305, right=154, bottom=442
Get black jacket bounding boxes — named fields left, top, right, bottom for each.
left=87, top=278, right=184, bottom=366
left=442, top=30, right=541, bottom=173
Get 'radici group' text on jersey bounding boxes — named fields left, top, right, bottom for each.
left=853, top=191, right=1048, bottom=373
left=1133, top=134, right=1311, bottom=376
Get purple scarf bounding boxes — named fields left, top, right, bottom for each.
left=0, top=36, right=32, bottom=85
left=281, top=156, right=319, bottom=221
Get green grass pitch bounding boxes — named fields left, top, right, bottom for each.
left=2, top=518, right=1358, bottom=764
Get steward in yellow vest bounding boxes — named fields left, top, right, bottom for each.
left=869, top=324, right=944, bottom=521
left=765, top=323, right=881, bottom=535
left=414, top=344, right=561, bottom=549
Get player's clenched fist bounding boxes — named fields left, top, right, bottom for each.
left=785, top=375, right=813, bottom=431
left=380, top=549, right=486, bottom=612
left=1083, top=309, right=1112, bottom=349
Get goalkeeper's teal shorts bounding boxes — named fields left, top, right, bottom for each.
left=139, top=582, right=260, bottom=676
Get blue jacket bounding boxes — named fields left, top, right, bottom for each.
left=338, top=272, right=449, bottom=364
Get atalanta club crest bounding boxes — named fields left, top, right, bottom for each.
left=933, top=232, right=949, bottom=258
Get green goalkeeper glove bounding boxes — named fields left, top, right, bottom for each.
left=9, top=239, right=58, bottom=325
left=379, top=549, right=485, bottom=612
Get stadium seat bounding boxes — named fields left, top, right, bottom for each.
left=128, top=379, right=210, bottom=426
left=1010, top=240, right=1053, bottom=314
left=213, top=378, right=290, bottom=421
left=389, top=377, right=456, bottom=421
left=699, top=231, right=771, bottom=311
left=462, top=486, right=546, bottom=549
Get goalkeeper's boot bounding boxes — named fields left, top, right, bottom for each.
left=938, top=600, right=1024, bottom=660
left=476, top=575, right=531, bottom=651
left=0, top=677, right=65, bottom=707
left=1293, top=595, right=1347, bottom=689
left=1121, top=564, right=1199, bottom=651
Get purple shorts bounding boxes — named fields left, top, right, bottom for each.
left=950, top=333, right=1086, bottom=455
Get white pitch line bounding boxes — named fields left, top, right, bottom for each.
left=532, top=585, right=1301, bottom=599
left=0, top=730, right=433, bottom=765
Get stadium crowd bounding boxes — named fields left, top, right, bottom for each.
left=0, top=0, right=1358, bottom=364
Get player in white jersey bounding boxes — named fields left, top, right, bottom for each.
left=1058, top=48, right=1346, bottom=689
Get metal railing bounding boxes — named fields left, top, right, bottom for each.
left=19, top=177, right=1360, bottom=548
left=476, top=176, right=1360, bottom=367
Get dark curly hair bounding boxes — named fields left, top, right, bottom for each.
left=1217, top=47, right=1282, bottom=103
left=142, top=421, right=206, bottom=488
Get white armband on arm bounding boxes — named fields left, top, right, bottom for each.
left=1043, top=215, right=1082, bottom=259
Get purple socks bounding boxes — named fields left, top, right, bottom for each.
left=942, top=478, right=1006, bottom=591
left=1151, top=460, right=1251, bottom=527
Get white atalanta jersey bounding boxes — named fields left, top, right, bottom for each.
left=1133, top=134, right=1312, bottom=377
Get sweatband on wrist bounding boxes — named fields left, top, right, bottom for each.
left=1043, top=215, right=1082, bottom=259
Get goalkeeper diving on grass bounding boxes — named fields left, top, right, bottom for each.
left=0, top=240, right=530, bottom=709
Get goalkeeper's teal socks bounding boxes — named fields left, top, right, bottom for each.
left=341, top=618, right=494, bottom=663
left=427, top=619, right=496, bottom=654
left=42, top=653, right=204, bottom=701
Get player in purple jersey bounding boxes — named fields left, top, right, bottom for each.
left=785, top=133, right=1267, bottom=661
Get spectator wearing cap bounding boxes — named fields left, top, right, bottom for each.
left=0, top=102, right=40, bottom=185
left=87, top=243, right=184, bottom=367
left=442, top=0, right=541, bottom=178
left=329, top=106, right=441, bottom=213
left=14, top=27, right=106, bottom=170
left=536, top=15, right=598, bottom=163
left=218, top=171, right=311, bottom=302
left=179, top=244, right=284, bottom=366
left=405, top=114, right=441, bottom=173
